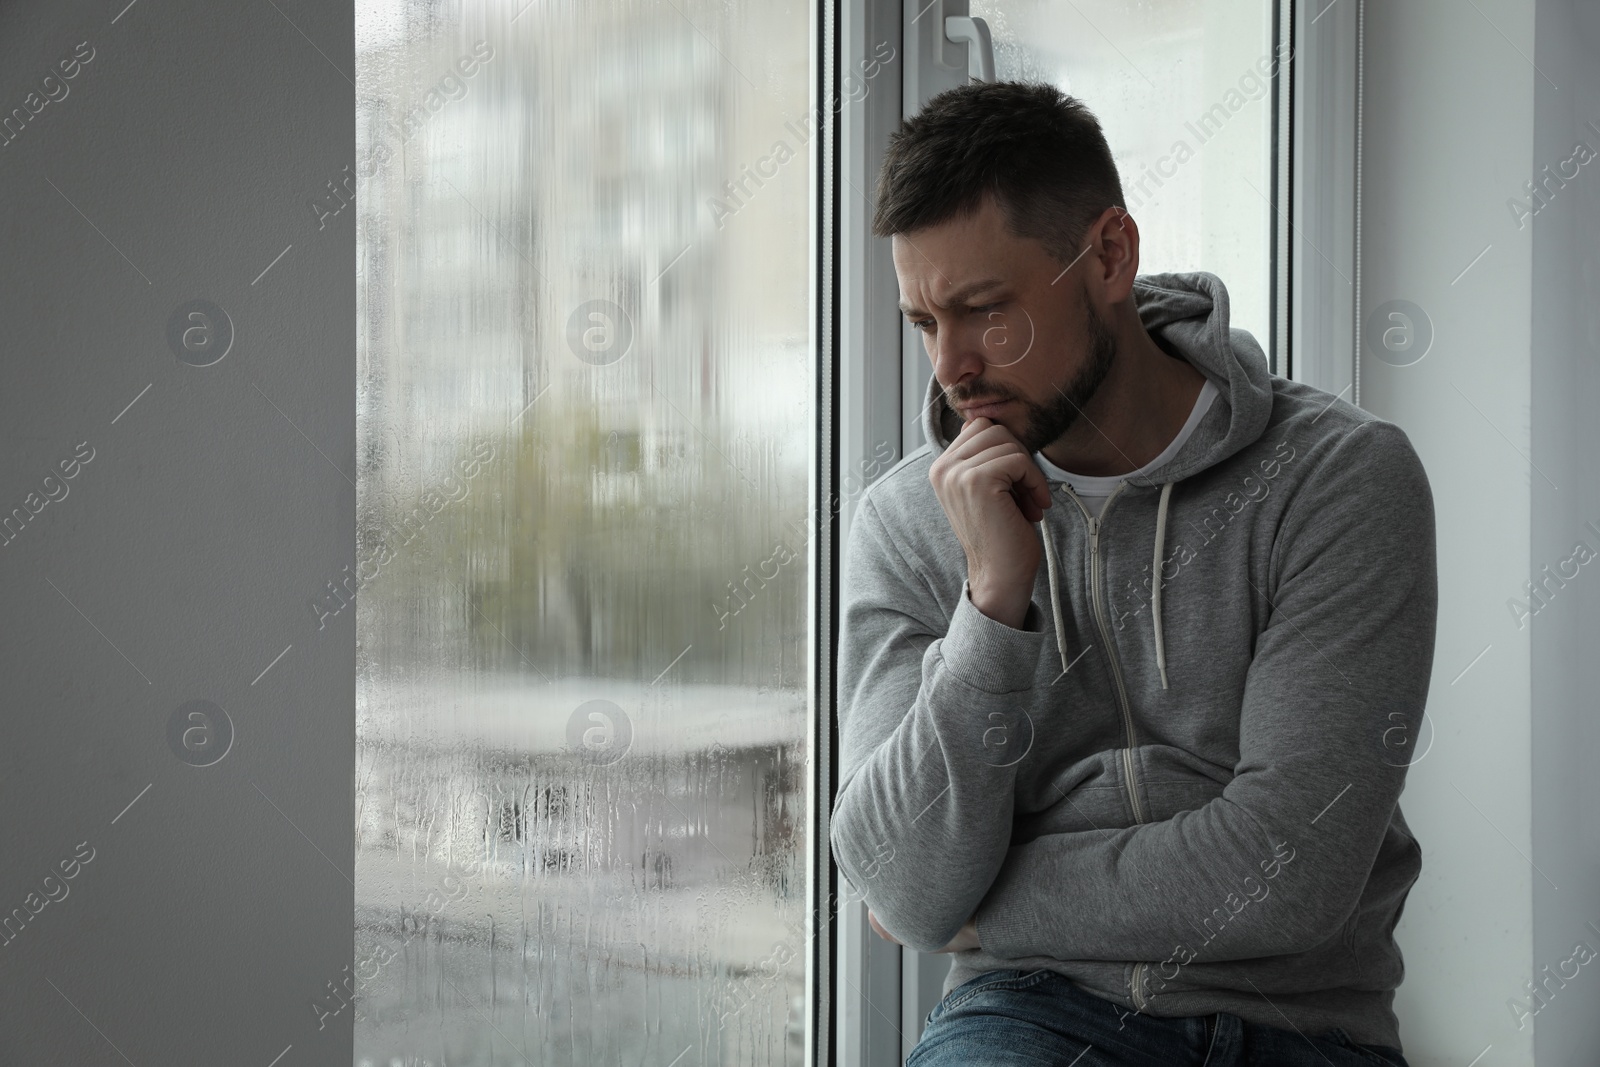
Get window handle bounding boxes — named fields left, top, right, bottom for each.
left=943, top=16, right=994, bottom=83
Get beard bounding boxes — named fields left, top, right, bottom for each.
left=950, top=291, right=1119, bottom=455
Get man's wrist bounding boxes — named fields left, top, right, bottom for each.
left=939, top=581, right=1048, bottom=694
left=968, top=578, right=1030, bottom=630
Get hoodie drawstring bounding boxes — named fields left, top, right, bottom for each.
left=1151, top=481, right=1174, bottom=690
left=1041, top=480, right=1176, bottom=689
left=1041, top=506, right=1070, bottom=678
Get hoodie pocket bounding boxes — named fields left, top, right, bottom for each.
left=1131, top=743, right=1232, bottom=822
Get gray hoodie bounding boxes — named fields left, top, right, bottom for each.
left=829, top=271, right=1437, bottom=1050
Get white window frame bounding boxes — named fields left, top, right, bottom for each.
left=1289, top=0, right=1364, bottom=402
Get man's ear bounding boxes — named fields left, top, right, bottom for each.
left=1092, top=206, right=1139, bottom=303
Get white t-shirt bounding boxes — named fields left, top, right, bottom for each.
left=1033, top=379, right=1218, bottom=518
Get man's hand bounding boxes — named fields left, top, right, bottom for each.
left=935, top=916, right=981, bottom=953
left=867, top=908, right=901, bottom=945
left=927, top=415, right=1051, bottom=629
left=868, top=909, right=981, bottom=953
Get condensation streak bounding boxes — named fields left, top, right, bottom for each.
left=355, top=2, right=815, bottom=1064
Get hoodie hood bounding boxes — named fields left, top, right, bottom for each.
left=919, top=270, right=1276, bottom=691
left=921, top=270, right=1275, bottom=487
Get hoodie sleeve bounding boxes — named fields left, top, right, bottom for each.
left=829, top=494, right=1053, bottom=953
left=972, top=420, right=1438, bottom=963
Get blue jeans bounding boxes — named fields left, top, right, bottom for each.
left=907, top=969, right=1411, bottom=1067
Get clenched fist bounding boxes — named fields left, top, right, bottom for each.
left=928, top=415, right=1052, bottom=629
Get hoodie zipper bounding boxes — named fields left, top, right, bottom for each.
left=1059, top=483, right=1145, bottom=822
left=1059, top=482, right=1151, bottom=1012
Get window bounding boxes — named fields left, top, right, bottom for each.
left=355, top=3, right=819, bottom=1064
left=966, top=0, right=1278, bottom=353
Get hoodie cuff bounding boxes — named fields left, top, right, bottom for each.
left=972, top=867, right=1039, bottom=958
left=936, top=580, right=1049, bottom=694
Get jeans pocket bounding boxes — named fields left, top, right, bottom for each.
left=1327, top=1028, right=1408, bottom=1067
left=1356, top=1047, right=1408, bottom=1067
left=931, top=967, right=1055, bottom=1021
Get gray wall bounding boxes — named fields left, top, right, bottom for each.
left=1530, top=2, right=1600, bottom=1064
left=0, top=2, right=353, bottom=1064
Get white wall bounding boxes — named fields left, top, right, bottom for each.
left=1362, top=1, right=1600, bottom=1064
left=1360, top=1, right=1534, bottom=1064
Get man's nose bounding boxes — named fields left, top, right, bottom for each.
left=930, top=319, right=987, bottom=383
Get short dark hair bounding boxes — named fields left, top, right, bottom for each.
left=871, top=81, right=1126, bottom=269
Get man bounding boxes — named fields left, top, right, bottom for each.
left=829, top=81, right=1435, bottom=1066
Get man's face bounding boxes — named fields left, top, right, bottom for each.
left=894, top=193, right=1119, bottom=455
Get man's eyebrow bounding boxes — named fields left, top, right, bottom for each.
left=898, top=278, right=1007, bottom=318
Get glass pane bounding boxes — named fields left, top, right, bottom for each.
left=354, top=3, right=816, bottom=1065
left=970, top=0, right=1276, bottom=345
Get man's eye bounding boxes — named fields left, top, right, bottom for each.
left=911, top=304, right=998, bottom=331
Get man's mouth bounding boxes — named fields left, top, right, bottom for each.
left=955, top=399, right=1012, bottom=419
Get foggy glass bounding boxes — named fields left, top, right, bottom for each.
left=970, top=0, right=1276, bottom=345
left=353, top=2, right=816, bottom=1064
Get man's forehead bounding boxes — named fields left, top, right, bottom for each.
left=891, top=201, right=1020, bottom=316
left=896, top=274, right=1008, bottom=316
